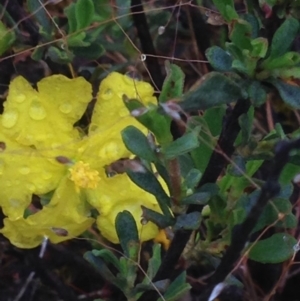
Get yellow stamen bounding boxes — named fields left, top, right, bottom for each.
left=69, top=161, right=100, bottom=189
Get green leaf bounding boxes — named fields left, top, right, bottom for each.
left=262, top=52, right=300, bottom=70
left=253, top=197, right=297, bottom=232
left=141, top=206, right=174, bottom=228
left=67, top=32, right=89, bottom=47
left=235, top=105, right=254, bottom=146
left=269, top=79, right=300, bottom=108
left=160, top=271, right=191, bottom=301
left=251, top=37, right=268, bottom=58
left=248, top=233, right=297, bottom=263
left=27, top=0, right=52, bottom=35
left=230, top=19, right=253, bottom=51
left=183, top=168, right=202, bottom=190
left=163, top=131, right=200, bottom=160
left=75, top=0, right=95, bottom=30
left=269, top=17, right=299, bottom=59
left=124, top=98, right=173, bottom=145
left=180, top=72, right=245, bottom=111
left=147, top=244, right=162, bottom=280
left=247, top=81, right=267, bottom=107
left=126, top=169, right=172, bottom=218
left=91, top=249, right=121, bottom=271
left=173, top=212, right=202, bottom=231
left=159, top=62, right=185, bottom=103
left=212, top=0, right=238, bottom=21
left=64, top=3, right=77, bottom=33
left=84, top=251, right=122, bottom=286
left=205, top=46, right=233, bottom=72
left=116, top=211, right=139, bottom=259
left=227, top=155, right=246, bottom=177
left=181, top=192, right=211, bottom=205
left=122, top=126, right=157, bottom=162
left=46, top=46, right=74, bottom=64
left=0, top=21, right=15, bottom=55
left=72, top=43, right=105, bottom=59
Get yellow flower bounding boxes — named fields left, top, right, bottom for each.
left=0, top=72, right=165, bottom=248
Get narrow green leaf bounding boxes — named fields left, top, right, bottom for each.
left=122, top=126, right=157, bottom=162
left=75, top=0, right=95, bottom=30
left=212, top=0, right=238, bottom=21
left=230, top=19, right=253, bottom=51
left=270, top=79, right=300, bottom=108
left=159, top=61, right=185, bottom=103
left=123, top=98, right=173, bottom=145
left=126, top=169, right=172, bottom=218
left=0, top=21, right=15, bottom=55
left=115, top=211, right=139, bottom=258
left=248, top=233, right=297, bottom=263
left=269, top=17, right=299, bottom=59
left=160, top=271, right=191, bottom=301
left=27, top=0, right=52, bottom=35
left=181, top=192, right=211, bottom=205
left=72, top=43, right=105, bottom=59
left=262, top=52, right=300, bottom=70
left=180, top=72, right=245, bottom=111
left=183, top=168, right=202, bottom=190
left=64, top=3, right=77, bottom=33
left=91, top=249, right=121, bottom=271
left=141, top=206, right=174, bottom=229
left=205, top=46, right=233, bottom=72
left=147, top=244, right=162, bottom=280
left=173, top=212, right=202, bottom=231
left=163, top=131, right=200, bottom=160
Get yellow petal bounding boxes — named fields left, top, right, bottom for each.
left=87, top=170, right=162, bottom=243
left=0, top=177, right=94, bottom=248
left=0, top=130, right=66, bottom=220
left=90, top=72, right=156, bottom=133
left=79, top=116, right=145, bottom=168
left=1, top=75, right=92, bottom=148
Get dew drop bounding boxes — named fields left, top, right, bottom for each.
left=26, top=183, right=36, bottom=191
left=42, top=172, right=52, bottom=180
left=293, top=244, right=300, bottom=252
left=59, top=102, right=72, bottom=114
left=10, top=199, right=21, bottom=207
left=158, top=26, right=165, bottom=35
left=2, top=110, right=19, bottom=128
left=102, top=89, right=113, bottom=100
left=99, top=141, right=120, bottom=160
left=141, top=217, right=148, bottom=225
left=15, top=94, right=26, bottom=103
left=19, top=166, right=31, bottom=175
left=29, top=100, right=47, bottom=120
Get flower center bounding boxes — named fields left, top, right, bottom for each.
left=69, top=161, right=100, bottom=189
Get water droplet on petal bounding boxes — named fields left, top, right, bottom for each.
left=29, top=100, right=47, bottom=120
left=15, top=94, right=26, bottom=103
left=2, top=110, right=19, bottom=128
left=99, top=141, right=121, bottom=160
left=19, top=166, right=30, bottom=175
left=26, top=183, right=35, bottom=191
left=59, top=102, right=72, bottom=114
left=102, top=89, right=113, bottom=100
left=42, top=172, right=52, bottom=180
